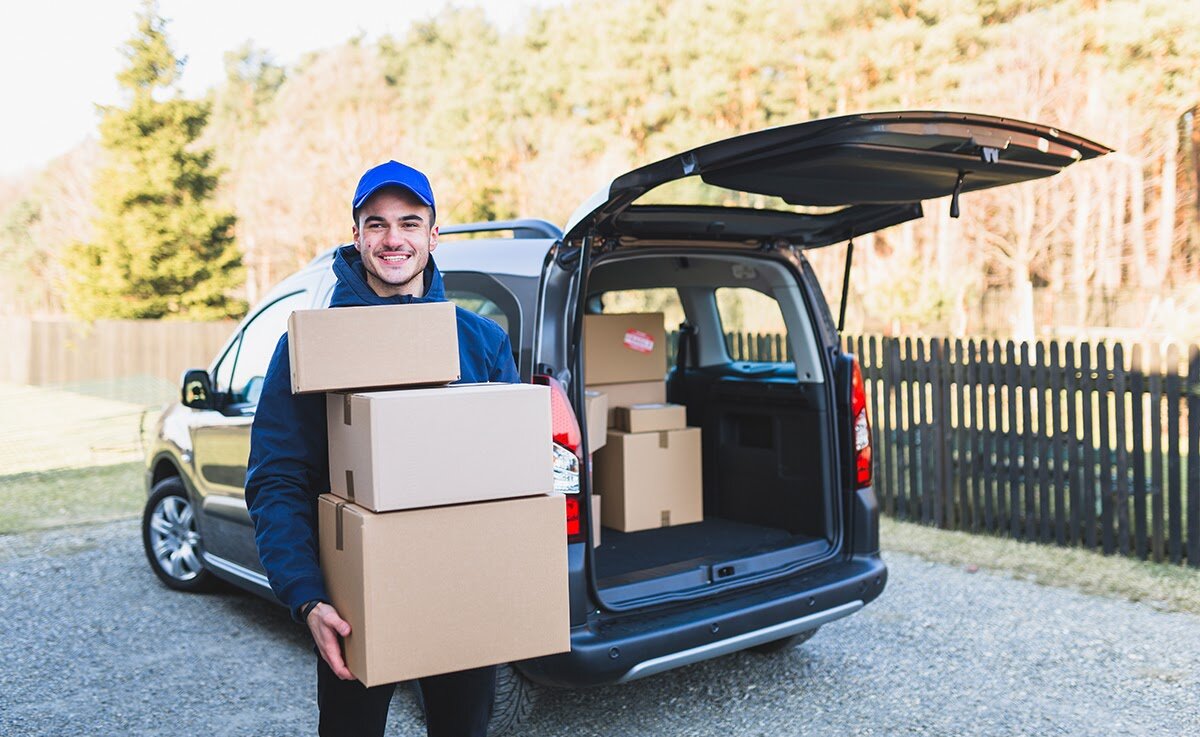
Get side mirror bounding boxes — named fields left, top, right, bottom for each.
left=181, top=369, right=215, bottom=410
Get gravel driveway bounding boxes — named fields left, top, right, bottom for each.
left=2, top=519, right=1197, bottom=736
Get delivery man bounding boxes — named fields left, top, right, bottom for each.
left=245, top=160, right=520, bottom=737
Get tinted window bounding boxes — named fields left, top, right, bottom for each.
left=714, top=287, right=790, bottom=363
left=214, top=290, right=309, bottom=403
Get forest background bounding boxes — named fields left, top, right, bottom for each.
left=1, top=0, right=1198, bottom=343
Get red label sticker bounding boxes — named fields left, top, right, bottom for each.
left=623, top=329, right=655, bottom=354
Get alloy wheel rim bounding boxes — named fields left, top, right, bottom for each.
left=149, top=495, right=203, bottom=581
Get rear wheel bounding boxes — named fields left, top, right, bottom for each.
left=749, top=627, right=819, bottom=654
left=489, top=663, right=541, bottom=736
left=142, top=477, right=215, bottom=592
left=407, top=663, right=541, bottom=737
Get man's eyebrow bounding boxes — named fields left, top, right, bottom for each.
left=400, top=213, right=425, bottom=222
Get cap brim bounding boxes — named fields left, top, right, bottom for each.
left=353, top=181, right=433, bottom=210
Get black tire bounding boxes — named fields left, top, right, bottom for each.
left=488, top=663, right=541, bottom=736
left=407, top=663, right=541, bottom=737
left=749, top=627, right=819, bottom=655
left=141, top=477, right=216, bottom=592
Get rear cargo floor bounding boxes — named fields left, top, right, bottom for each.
left=594, top=516, right=799, bottom=582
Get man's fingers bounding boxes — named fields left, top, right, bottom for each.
left=316, top=629, right=354, bottom=680
left=319, top=606, right=352, bottom=637
left=307, top=604, right=354, bottom=681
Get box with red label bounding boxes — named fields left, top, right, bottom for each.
left=583, top=313, right=667, bottom=386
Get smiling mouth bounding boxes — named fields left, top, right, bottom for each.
left=380, top=252, right=411, bottom=264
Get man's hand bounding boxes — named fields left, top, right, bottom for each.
left=306, top=602, right=354, bottom=680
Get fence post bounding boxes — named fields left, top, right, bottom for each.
left=1187, top=345, right=1199, bottom=568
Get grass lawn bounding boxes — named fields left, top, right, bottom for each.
left=882, top=516, right=1200, bottom=615
left=0, top=462, right=144, bottom=535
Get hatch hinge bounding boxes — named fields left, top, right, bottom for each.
left=980, top=145, right=1000, bottom=164
left=949, top=171, right=966, bottom=219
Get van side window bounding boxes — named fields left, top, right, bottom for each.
left=213, top=290, right=310, bottom=404
left=714, top=287, right=790, bottom=363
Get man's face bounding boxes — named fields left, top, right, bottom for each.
left=352, top=187, right=438, bottom=298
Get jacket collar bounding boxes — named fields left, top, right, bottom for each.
left=329, top=244, right=446, bottom=307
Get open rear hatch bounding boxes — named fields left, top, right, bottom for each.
left=572, top=111, right=1110, bottom=609
left=564, top=110, right=1110, bottom=246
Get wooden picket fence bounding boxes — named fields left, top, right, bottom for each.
left=695, top=330, right=1200, bottom=567
left=845, top=335, right=1200, bottom=567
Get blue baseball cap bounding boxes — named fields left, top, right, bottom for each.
left=352, top=160, right=436, bottom=220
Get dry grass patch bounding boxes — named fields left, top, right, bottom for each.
left=882, top=516, right=1200, bottom=615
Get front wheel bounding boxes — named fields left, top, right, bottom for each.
left=142, top=477, right=215, bottom=592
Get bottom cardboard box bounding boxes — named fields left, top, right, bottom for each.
left=318, top=493, right=569, bottom=686
left=593, top=427, right=703, bottom=532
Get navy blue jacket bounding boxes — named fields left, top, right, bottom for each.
left=245, top=245, right=519, bottom=619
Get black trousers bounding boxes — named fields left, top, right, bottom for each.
left=316, top=656, right=496, bottom=737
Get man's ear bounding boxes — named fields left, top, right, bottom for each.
left=429, top=224, right=439, bottom=252
left=352, top=225, right=362, bottom=250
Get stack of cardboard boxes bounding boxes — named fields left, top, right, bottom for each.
left=288, top=302, right=569, bottom=687
left=585, top=312, right=704, bottom=534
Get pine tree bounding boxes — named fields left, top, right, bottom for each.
left=67, top=0, right=244, bottom=320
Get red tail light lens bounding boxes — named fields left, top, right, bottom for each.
left=533, top=374, right=581, bottom=455
left=565, top=495, right=581, bottom=537
left=851, top=358, right=872, bottom=489
left=533, top=375, right=587, bottom=543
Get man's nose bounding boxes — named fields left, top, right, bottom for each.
left=383, top=225, right=404, bottom=246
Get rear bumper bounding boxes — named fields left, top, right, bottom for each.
left=517, top=553, right=886, bottom=687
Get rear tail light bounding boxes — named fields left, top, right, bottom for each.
left=850, top=358, right=872, bottom=489
left=533, top=374, right=587, bottom=543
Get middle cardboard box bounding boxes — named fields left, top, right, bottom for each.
left=327, top=382, right=553, bottom=512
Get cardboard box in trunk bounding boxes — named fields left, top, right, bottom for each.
left=593, top=427, right=703, bottom=532
left=584, top=313, right=667, bottom=385
left=327, top=383, right=553, bottom=512
left=318, top=494, right=570, bottom=687
left=613, top=403, right=686, bottom=434
left=587, top=381, right=667, bottom=426
left=584, top=390, right=608, bottom=452
left=288, top=302, right=460, bottom=394
left=592, top=494, right=602, bottom=547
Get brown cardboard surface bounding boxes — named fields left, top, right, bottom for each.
left=591, top=494, right=601, bottom=547
left=584, top=390, right=608, bottom=452
left=613, top=403, right=687, bottom=434
left=318, top=494, right=570, bottom=686
left=327, top=383, right=553, bottom=511
left=583, top=313, right=667, bottom=385
left=587, top=381, right=666, bottom=426
left=593, top=427, right=703, bottom=532
left=288, top=302, right=459, bottom=394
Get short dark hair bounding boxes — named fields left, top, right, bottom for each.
left=353, top=186, right=436, bottom=228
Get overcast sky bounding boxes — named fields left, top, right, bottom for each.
left=0, top=0, right=553, bottom=178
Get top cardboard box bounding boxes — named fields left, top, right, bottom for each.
left=287, top=302, right=460, bottom=394
left=584, top=312, right=667, bottom=385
